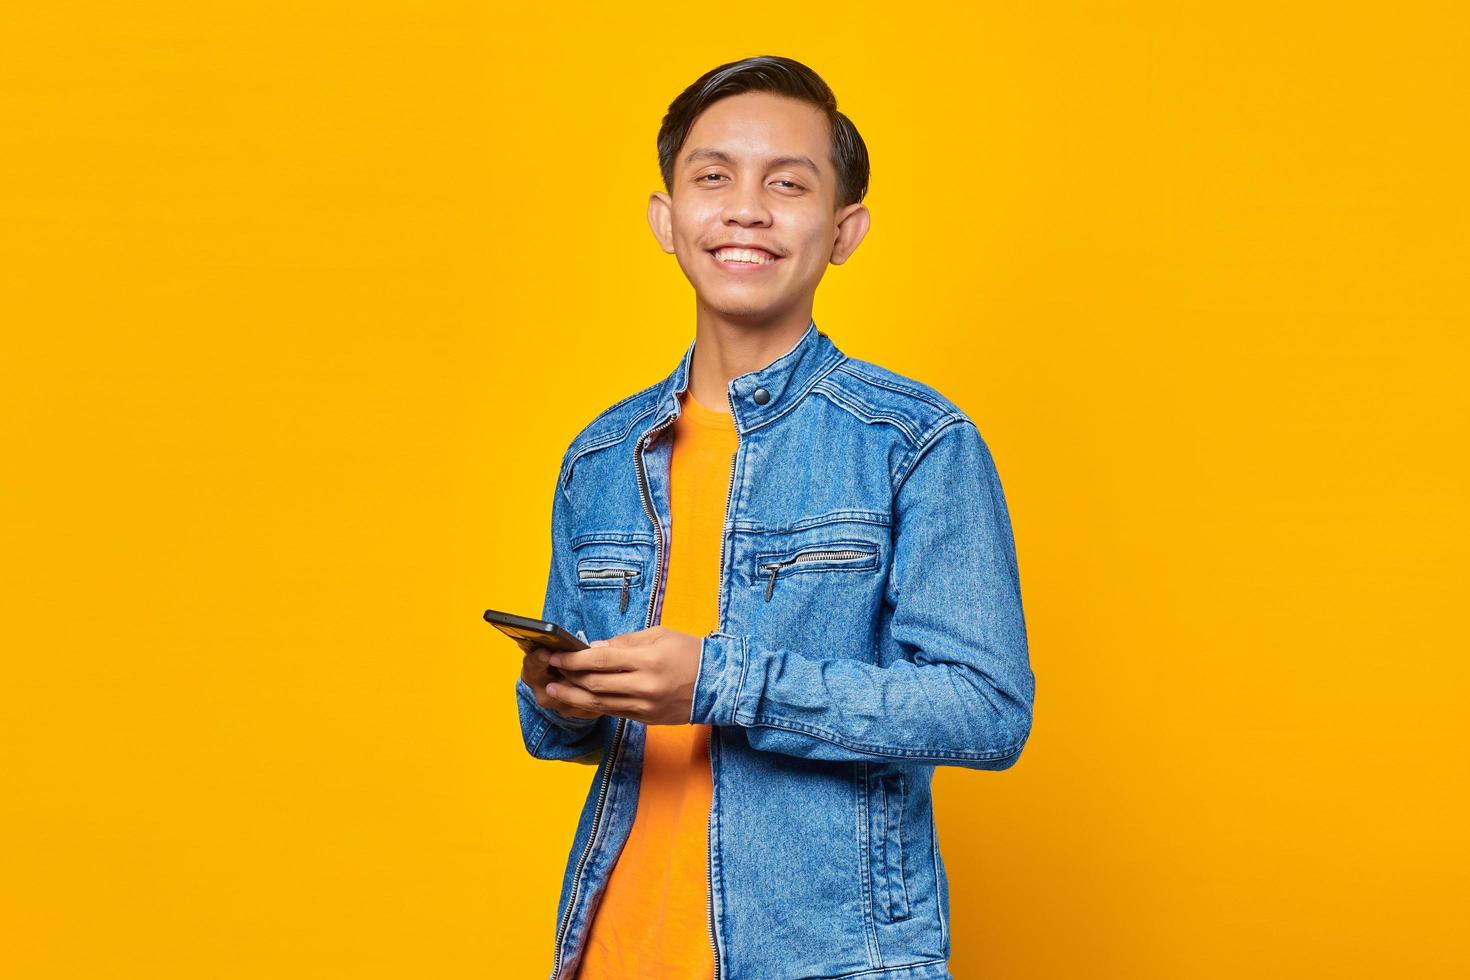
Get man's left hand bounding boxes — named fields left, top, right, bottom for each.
left=541, top=625, right=703, bottom=726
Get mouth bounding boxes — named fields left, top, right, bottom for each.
left=707, top=245, right=783, bottom=272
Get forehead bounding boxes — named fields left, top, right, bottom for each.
left=681, top=91, right=831, bottom=169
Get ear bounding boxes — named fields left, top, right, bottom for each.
left=647, top=191, right=676, bottom=254
left=829, top=202, right=871, bottom=265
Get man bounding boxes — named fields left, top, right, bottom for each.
left=515, top=55, right=1035, bottom=980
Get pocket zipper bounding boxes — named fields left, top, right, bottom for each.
left=577, top=567, right=634, bottom=613
left=760, top=548, right=872, bottom=601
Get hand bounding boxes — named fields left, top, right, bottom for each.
left=519, top=640, right=603, bottom=721
left=542, top=625, right=702, bottom=726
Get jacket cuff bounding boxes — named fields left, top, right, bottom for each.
left=691, top=632, right=746, bottom=726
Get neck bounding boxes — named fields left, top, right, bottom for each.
left=687, top=301, right=814, bottom=413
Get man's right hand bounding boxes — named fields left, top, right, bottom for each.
left=520, top=642, right=604, bottom=721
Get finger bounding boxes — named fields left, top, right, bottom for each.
left=545, top=679, right=645, bottom=715
left=549, top=646, right=632, bottom=673
left=537, top=691, right=599, bottom=718
left=558, top=668, right=645, bottom=696
left=522, top=648, right=554, bottom=672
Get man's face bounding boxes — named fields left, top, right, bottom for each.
left=649, top=91, right=869, bottom=321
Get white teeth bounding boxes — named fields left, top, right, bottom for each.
left=713, top=247, right=775, bottom=265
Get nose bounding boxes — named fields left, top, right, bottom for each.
left=721, top=179, right=772, bottom=227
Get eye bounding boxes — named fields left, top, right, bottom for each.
left=696, top=172, right=729, bottom=182
left=772, top=179, right=804, bottom=190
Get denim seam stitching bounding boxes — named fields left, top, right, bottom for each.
left=730, top=509, right=892, bottom=534
left=533, top=702, right=600, bottom=734
left=891, top=415, right=968, bottom=495
left=825, top=955, right=950, bottom=979
left=811, top=373, right=911, bottom=423
left=834, top=361, right=959, bottom=416
left=876, top=770, right=890, bottom=928
left=810, top=382, right=922, bottom=443
left=571, top=531, right=657, bottom=547
left=856, top=760, right=882, bottom=967
left=690, top=635, right=708, bottom=725
left=891, top=774, right=912, bottom=919
left=737, top=351, right=848, bottom=434
left=734, top=712, right=1027, bottom=762
left=567, top=399, right=661, bottom=471
left=527, top=713, right=551, bottom=756
left=710, top=732, right=729, bottom=975
left=566, top=380, right=663, bottom=453
left=732, top=635, right=751, bottom=725
left=930, top=808, right=945, bottom=953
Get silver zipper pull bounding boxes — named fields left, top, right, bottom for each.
left=761, top=548, right=871, bottom=602
left=619, top=571, right=630, bottom=613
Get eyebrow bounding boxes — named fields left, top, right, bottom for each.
left=683, top=146, right=822, bottom=175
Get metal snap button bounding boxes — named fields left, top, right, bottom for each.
left=752, top=387, right=771, bottom=405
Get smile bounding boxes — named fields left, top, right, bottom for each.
left=708, top=246, right=782, bottom=271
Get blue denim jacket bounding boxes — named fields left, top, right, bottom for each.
left=515, top=320, right=1035, bottom=979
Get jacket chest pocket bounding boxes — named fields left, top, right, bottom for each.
left=572, top=532, right=654, bottom=617
left=755, top=540, right=879, bottom=602
left=734, top=513, right=889, bottom=635
left=869, top=770, right=914, bottom=923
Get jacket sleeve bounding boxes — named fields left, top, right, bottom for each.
left=689, top=417, right=1035, bottom=771
left=514, top=446, right=609, bottom=765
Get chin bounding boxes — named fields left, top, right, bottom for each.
left=699, top=284, right=781, bottom=317
left=706, top=296, right=781, bottom=319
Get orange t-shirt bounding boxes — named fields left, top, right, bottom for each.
left=573, top=388, right=736, bottom=979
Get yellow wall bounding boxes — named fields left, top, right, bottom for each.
left=3, top=3, right=1465, bottom=977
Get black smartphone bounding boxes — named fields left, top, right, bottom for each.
left=483, top=607, right=589, bottom=653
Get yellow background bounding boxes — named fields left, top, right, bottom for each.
left=3, top=3, right=1466, bottom=977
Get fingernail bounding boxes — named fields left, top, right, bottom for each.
left=547, top=654, right=561, bottom=666
left=546, top=682, right=560, bottom=696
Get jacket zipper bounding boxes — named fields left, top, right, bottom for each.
left=550, top=412, right=675, bottom=980
left=760, top=548, right=872, bottom=601
left=577, top=567, right=635, bottom=614
left=702, top=385, right=741, bottom=980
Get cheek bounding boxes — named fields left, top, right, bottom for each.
left=791, top=218, right=834, bottom=257
left=793, top=235, right=833, bottom=273
left=672, top=203, right=718, bottom=241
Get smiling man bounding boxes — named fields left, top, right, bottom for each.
left=515, top=55, right=1035, bottom=980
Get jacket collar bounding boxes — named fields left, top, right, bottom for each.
left=651, top=318, right=845, bottom=435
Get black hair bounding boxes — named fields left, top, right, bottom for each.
left=657, top=55, right=870, bottom=208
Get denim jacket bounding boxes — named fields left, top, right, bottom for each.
left=514, top=320, right=1035, bottom=980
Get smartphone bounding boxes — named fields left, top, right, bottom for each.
left=483, top=607, right=589, bottom=653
